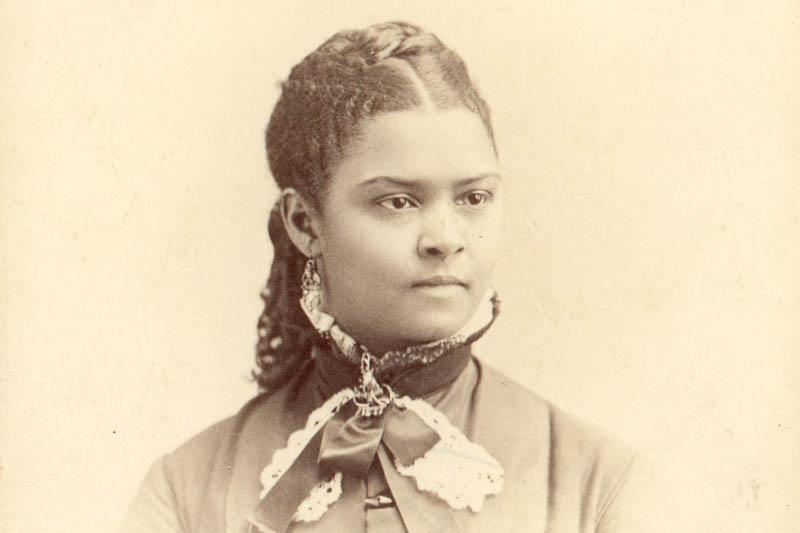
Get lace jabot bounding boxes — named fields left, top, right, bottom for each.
left=249, top=289, right=505, bottom=533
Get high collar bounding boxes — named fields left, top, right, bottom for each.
left=311, top=342, right=473, bottom=400
left=303, top=288, right=501, bottom=383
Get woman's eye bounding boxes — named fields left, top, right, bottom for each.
left=377, top=196, right=417, bottom=211
left=456, top=190, right=493, bottom=208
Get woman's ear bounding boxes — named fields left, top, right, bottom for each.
left=279, top=188, right=322, bottom=258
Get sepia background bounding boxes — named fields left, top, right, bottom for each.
left=2, top=1, right=798, bottom=532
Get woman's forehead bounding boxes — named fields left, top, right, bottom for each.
left=332, top=109, right=499, bottom=189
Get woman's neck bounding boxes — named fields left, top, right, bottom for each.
left=328, top=319, right=444, bottom=356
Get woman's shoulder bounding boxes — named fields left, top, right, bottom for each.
left=161, top=385, right=291, bottom=476
left=122, top=386, right=298, bottom=532
left=473, top=358, right=635, bottom=474
left=158, top=410, right=240, bottom=479
left=472, top=359, right=657, bottom=530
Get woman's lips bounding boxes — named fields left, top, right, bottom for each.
left=411, top=275, right=467, bottom=288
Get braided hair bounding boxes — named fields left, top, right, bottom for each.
left=254, top=21, right=497, bottom=392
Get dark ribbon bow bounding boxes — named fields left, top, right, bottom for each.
left=252, top=344, right=472, bottom=532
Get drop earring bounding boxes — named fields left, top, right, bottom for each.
left=301, top=258, right=322, bottom=306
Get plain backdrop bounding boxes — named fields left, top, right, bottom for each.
left=2, top=2, right=798, bottom=532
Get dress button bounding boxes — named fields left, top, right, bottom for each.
left=364, top=492, right=394, bottom=509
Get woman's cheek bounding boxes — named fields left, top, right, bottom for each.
left=324, top=213, right=414, bottom=282
left=359, top=221, right=417, bottom=278
left=469, top=215, right=501, bottom=281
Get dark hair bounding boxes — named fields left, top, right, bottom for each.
left=253, top=21, right=496, bottom=392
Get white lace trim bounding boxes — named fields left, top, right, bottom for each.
left=453, top=288, right=497, bottom=340
left=258, top=388, right=355, bottom=499
left=292, top=472, right=344, bottom=523
left=393, top=396, right=504, bottom=512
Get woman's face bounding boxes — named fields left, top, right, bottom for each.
left=316, top=108, right=502, bottom=353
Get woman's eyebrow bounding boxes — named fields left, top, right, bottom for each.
left=356, top=173, right=501, bottom=189
left=457, top=173, right=502, bottom=186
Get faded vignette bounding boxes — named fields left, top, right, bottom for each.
left=2, top=2, right=799, bottom=533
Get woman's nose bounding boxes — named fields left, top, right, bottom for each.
left=417, top=205, right=466, bottom=259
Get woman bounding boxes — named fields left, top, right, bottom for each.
left=123, top=21, right=663, bottom=533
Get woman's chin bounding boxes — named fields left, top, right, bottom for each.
left=402, top=314, right=470, bottom=345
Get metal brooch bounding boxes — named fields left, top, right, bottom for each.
left=352, top=351, right=395, bottom=417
